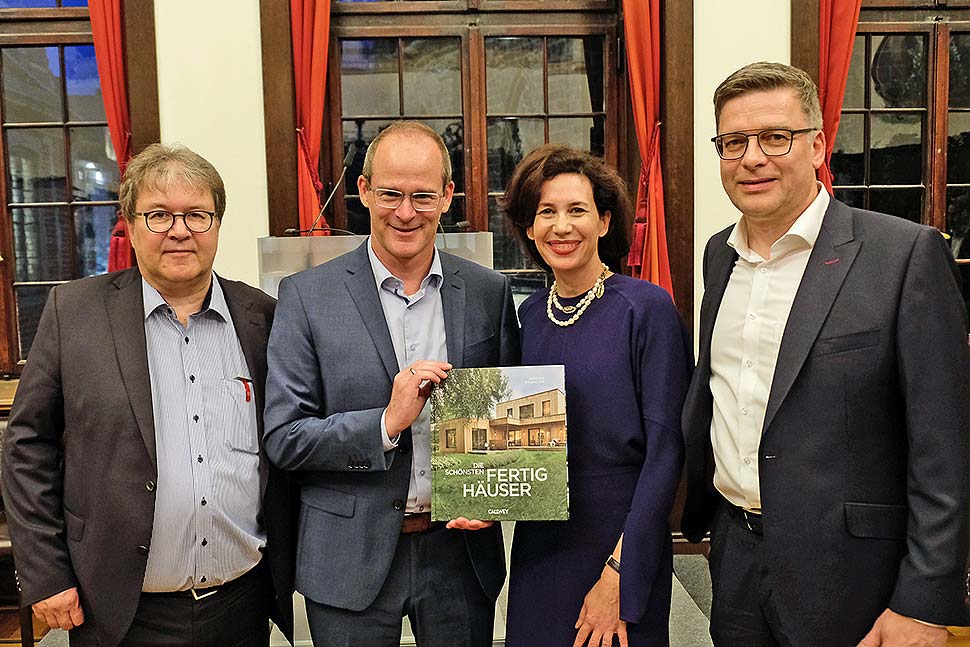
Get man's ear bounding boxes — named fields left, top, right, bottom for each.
left=357, top=175, right=370, bottom=207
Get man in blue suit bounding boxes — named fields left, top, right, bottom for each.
left=263, top=120, right=520, bottom=647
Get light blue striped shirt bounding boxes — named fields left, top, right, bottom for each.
left=141, top=275, right=264, bottom=592
left=367, top=240, right=447, bottom=513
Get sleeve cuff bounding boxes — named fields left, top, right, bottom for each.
left=381, top=409, right=399, bottom=452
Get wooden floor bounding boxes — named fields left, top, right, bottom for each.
left=0, top=610, right=47, bottom=644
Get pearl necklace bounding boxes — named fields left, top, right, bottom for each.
left=546, top=263, right=609, bottom=327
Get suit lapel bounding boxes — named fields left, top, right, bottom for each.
left=221, top=276, right=271, bottom=497
left=762, top=199, right=860, bottom=434
left=105, top=268, right=157, bottom=468
left=440, top=254, right=465, bottom=368
left=345, top=245, right=400, bottom=381
left=697, top=231, right=738, bottom=377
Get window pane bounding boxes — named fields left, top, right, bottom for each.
left=71, top=126, right=119, bottom=201
left=947, top=112, right=970, bottom=184
left=869, top=34, right=927, bottom=109
left=869, top=188, right=922, bottom=223
left=0, top=0, right=55, bottom=7
left=833, top=189, right=865, bottom=210
left=15, top=284, right=54, bottom=362
left=831, top=113, right=864, bottom=185
left=12, top=206, right=73, bottom=281
left=61, top=0, right=89, bottom=5
left=488, top=196, right=535, bottom=271
left=948, top=33, right=970, bottom=109
left=843, top=35, right=865, bottom=110
left=548, top=37, right=603, bottom=114
left=947, top=187, right=970, bottom=260
left=6, top=127, right=68, bottom=203
left=870, top=113, right=922, bottom=185
left=343, top=119, right=394, bottom=196
left=74, top=204, right=115, bottom=276
left=341, top=39, right=399, bottom=116
left=487, top=117, right=543, bottom=192
left=403, top=38, right=460, bottom=116
left=507, top=270, right=548, bottom=310
left=344, top=197, right=370, bottom=235
left=549, top=116, right=604, bottom=156
left=65, top=45, right=105, bottom=121
left=2, top=47, right=62, bottom=123
left=440, top=195, right=465, bottom=231
left=486, top=38, right=543, bottom=114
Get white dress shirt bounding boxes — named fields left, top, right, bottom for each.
left=710, top=185, right=829, bottom=510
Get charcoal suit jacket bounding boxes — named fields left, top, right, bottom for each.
left=2, top=268, right=295, bottom=647
left=262, top=241, right=521, bottom=611
left=682, top=198, right=970, bottom=643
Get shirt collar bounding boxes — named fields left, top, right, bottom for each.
left=366, top=236, right=443, bottom=293
left=141, top=272, right=229, bottom=322
left=727, top=181, right=830, bottom=262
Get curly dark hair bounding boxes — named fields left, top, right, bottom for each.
left=500, top=145, right=631, bottom=273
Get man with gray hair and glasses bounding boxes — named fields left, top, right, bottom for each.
left=3, top=144, right=294, bottom=646
left=681, top=62, right=970, bottom=646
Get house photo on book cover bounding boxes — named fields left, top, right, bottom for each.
left=430, top=365, right=569, bottom=522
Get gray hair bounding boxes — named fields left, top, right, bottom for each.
left=119, top=143, right=226, bottom=219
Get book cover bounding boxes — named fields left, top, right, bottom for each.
left=430, top=365, right=569, bottom=522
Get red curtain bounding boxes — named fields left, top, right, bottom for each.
left=621, top=0, right=673, bottom=299
left=90, top=0, right=134, bottom=271
left=291, top=0, right=331, bottom=235
left=818, top=0, right=863, bottom=193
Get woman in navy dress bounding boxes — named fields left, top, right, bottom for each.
left=501, top=146, right=691, bottom=647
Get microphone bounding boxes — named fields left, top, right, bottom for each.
left=294, top=147, right=356, bottom=236
left=440, top=220, right=471, bottom=231
left=283, top=225, right=360, bottom=236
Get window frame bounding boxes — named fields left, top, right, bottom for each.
left=0, top=3, right=159, bottom=375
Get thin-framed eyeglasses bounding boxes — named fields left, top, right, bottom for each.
left=135, top=210, right=218, bottom=233
left=711, top=127, right=818, bottom=160
left=367, top=186, right=443, bottom=212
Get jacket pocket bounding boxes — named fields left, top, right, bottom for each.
left=301, top=485, right=357, bottom=518
left=64, top=506, right=85, bottom=542
left=813, top=329, right=881, bottom=358
left=463, top=334, right=496, bottom=363
left=844, top=501, right=907, bottom=539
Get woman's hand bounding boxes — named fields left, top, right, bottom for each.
left=572, top=566, right=627, bottom=647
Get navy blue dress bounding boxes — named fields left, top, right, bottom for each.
left=505, top=274, right=691, bottom=647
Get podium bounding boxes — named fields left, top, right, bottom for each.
left=257, top=233, right=493, bottom=298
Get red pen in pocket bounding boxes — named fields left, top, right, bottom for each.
left=234, top=376, right=253, bottom=403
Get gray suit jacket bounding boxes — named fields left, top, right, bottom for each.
left=263, top=242, right=521, bottom=611
left=681, top=199, right=970, bottom=642
left=1, top=268, right=295, bottom=647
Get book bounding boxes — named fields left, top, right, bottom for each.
left=430, top=365, right=569, bottom=522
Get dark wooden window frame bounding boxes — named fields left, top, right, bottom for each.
left=0, top=2, right=159, bottom=375
left=260, top=0, right=694, bottom=327
left=791, top=0, right=970, bottom=242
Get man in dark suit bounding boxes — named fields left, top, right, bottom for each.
left=263, top=120, right=520, bottom=647
left=682, top=62, right=970, bottom=646
left=2, top=144, right=293, bottom=647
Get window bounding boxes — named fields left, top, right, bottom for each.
left=528, top=427, right=542, bottom=446
left=829, top=3, right=970, bottom=291
left=322, top=4, right=619, bottom=304
left=508, top=429, right=522, bottom=447
left=445, top=428, right=456, bottom=448
left=541, top=399, right=551, bottom=416
left=0, top=2, right=158, bottom=374
left=518, top=403, right=534, bottom=419
left=472, top=427, right=486, bottom=450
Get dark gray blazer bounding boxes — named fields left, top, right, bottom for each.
left=681, top=198, right=970, bottom=642
left=263, top=242, right=521, bottom=611
left=1, top=268, right=295, bottom=647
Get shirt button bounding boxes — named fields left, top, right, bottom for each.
left=741, top=408, right=749, bottom=415
left=201, top=538, right=208, bottom=547
left=201, top=498, right=207, bottom=506
left=145, top=480, right=155, bottom=492
left=744, top=457, right=751, bottom=465
left=745, top=360, right=753, bottom=367
left=409, top=344, right=416, bottom=351
left=392, top=499, right=404, bottom=511
left=189, top=375, right=196, bottom=383
left=184, top=337, right=189, bottom=344
left=748, top=313, right=757, bottom=320
left=200, top=576, right=207, bottom=583
left=137, top=545, right=149, bottom=556
left=197, top=455, right=203, bottom=463
left=418, top=505, right=424, bottom=512
left=193, top=414, right=199, bottom=422
left=419, top=470, right=426, bottom=476
left=760, top=267, right=768, bottom=274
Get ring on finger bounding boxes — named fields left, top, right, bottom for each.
left=409, top=367, right=416, bottom=375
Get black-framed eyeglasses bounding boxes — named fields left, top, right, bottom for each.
left=367, top=185, right=443, bottom=212
left=135, top=210, right=218, bottom=233
left=711, top=127, right=817, bottom=160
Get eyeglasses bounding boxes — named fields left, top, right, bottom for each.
left=711, top=127, right=817, bottom=160
left=368, top=186, right=443, bottom=212
left=135, top=210, right=218, bottom=233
